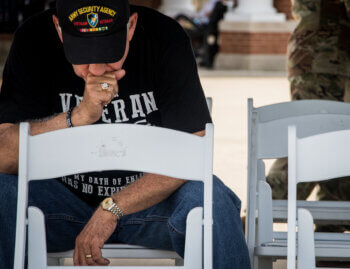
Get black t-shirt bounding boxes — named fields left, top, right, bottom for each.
left=0, top=6, right=212, bottom=206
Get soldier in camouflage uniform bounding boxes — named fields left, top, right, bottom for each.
left=267, top=0, right=350, bottom=232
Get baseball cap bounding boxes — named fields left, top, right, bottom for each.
left=56, top=0, right=130, bottom=65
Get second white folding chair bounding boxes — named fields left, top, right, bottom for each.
left=287, top=126, right=350, bottom=269
left=247, top=99, right=350, bottom=269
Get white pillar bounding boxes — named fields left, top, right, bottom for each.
left=225, top=0, right=285, bottom=22
left=159, top=0, right=196, bottom=17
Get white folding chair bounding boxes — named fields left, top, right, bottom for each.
left=34, top=96, right=213, bottom=267
left=247, top=98, right=350, bottom=269
left=14, top=123, right=214, bottom=269
left=287, top=126, right=350, bottom=269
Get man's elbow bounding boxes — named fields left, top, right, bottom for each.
left=194, top=130, right=205, bottom=137
left=0, top=123, right=18, bottom=175
left=0, top=153, right=18, bottom=175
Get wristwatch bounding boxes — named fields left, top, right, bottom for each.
left=100, top=197, right=124, bottom=220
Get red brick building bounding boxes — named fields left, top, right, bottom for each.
left=215, top=0, right=295, bottom=70
left=131, top=0, right=295, bottom=71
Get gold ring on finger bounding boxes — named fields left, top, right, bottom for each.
left=86, top=254, right=92, bottom=259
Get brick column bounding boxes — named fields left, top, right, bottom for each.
left=159, top=0, right=196, bottom=17
left=215, top=0, right=297, bottom=70
left=216, top=21, right=296, bottom=70
left=226, top=0, right=285, bottom=22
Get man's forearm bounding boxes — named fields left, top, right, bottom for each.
left=110, top=130, right=205, bottom=216
left=0, top=107, right=89, bottom=174
left=112, top=173, right=187, bottom=216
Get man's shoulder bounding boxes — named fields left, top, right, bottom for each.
left=131, top=5, right=190, bottom=45
left=9, top=9, right=64, bottom=68
left=12, top=9, right=59, bottom=57
left=130, top=5, right=175, bottom=26
left=16, top=9, right=56, bottom=38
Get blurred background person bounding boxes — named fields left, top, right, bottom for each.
left=176, top=0, right=236, bottom=68
left=22, top=0, right=46, bottom=22
left=0, top=0, right=21, bottom=33
left=0, top=0, right=56, bottom=33
left=267, top=0, right=350, bottom=233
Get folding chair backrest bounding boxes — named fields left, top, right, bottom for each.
left=252, top=99, right=350, bottom=159
left=25, top=124, right=212, bottom=181
left=15, top=123, right=214, bottom=269
left=287, top=126, right=350, bottom=269
left=247, top=98, right=350, bottom=263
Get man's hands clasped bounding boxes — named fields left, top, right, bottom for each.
left=74, top=70, right=126, bottom=125
left=74, top=207, right=118, bottom=266
left=72, top=70, right=125, bottom=265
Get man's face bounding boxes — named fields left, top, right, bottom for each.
left=71, top=42, right=129, bottom=80
left=52, top=13, right=138, bottom=80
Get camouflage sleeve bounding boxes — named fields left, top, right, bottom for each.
left=342, top=0, right=350, bottom=17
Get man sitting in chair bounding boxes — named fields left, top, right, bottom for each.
left=0, top=0, right=250, bottom=268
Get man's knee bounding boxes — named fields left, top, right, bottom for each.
left=173, top=175, right=241, bottom=211
left=169, top=176, right=241, bottom=230
left=212, top=176, right=242, bottom=219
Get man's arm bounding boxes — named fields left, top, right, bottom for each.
left=0, top=72, right=122, bottom=175
left=113, top=130, right=205, bottom=215
left=73, top=130, right=205, bottom=266
left=0, top=111, right=87, bottom=174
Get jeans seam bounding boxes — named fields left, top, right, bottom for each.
left=167, top=221, right=185, bottom=237
left=120, top=216, right=169, bottom=226
left=45, top=214, right=87, bottom=224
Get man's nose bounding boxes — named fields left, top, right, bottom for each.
left=88, top=64, right=107, bottom=76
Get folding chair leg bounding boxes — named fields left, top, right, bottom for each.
left=183, top=207, right=203, bottom=269
left=47, top=257, right=61, bottom=266
left=253, top=256, right=273, bottom=269
left=28, top=206, right=47, bottom=269
left=47, top=257, right=66, bottom=266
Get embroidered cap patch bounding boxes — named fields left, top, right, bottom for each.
left=87, top=12, right=98, bottom=27
left=68, top=6, right=117, bottom=34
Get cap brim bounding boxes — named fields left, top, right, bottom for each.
left=62, top=27, right=127, bottom=65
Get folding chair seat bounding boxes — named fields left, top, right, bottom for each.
left=246, top=99, right=350, bottom=269
left=46, top=245, right=183, bottom=266
left=287, top=127, right=350, bottom=269
left=14, top=123, right=214, bottom=269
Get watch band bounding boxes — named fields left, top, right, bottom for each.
left=108, top=202, right=124, bottom=220
left=66, top=107, right=74, bottom=128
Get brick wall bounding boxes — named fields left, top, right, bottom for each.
left=219, top=31, right=291, bottom=54
left=129, top=0, right=161, bottom=9
left=274, top=0, right=294, bottom=20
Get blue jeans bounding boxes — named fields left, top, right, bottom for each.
left=0, top=173, right=250, bottom=269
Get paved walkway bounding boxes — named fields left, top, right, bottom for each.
left=200, top=74, right=290, bottom=213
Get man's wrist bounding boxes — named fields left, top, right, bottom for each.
left=98, top=207, right=118, bottom=223
left=70, top=106, right=94, bottom=126
left=100, top=197, right=124, bottom=220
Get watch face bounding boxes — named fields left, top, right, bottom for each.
left=102, top=197, right=114, bottom=210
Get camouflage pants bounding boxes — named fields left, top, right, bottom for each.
left=266, top=73, right=350, bottom=232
